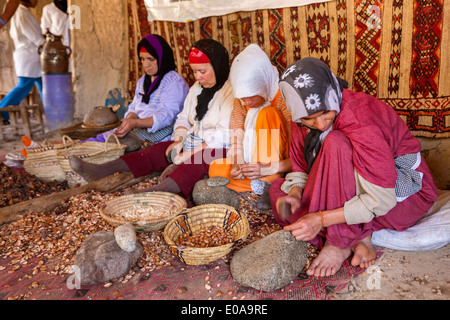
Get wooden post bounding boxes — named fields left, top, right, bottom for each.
left=0, top=172, right=135, bottom=226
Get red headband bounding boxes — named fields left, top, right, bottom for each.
left=139, top=46, right=148, bottom=54
left=189, top=47, right=211, bottom=64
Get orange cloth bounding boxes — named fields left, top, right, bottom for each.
left=228, top=90, right=291, bottom=160
left=209, top=100, right=289, bottom=192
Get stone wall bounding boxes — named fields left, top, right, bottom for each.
left=419, top=137, right=450, bottom=190
left=0, top=26, right=15, bottom=93
left=0, top=0, right=129, bottom=119
left=69, top=0, right=129, bottom=118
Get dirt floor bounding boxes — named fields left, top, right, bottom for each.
left=335, top=245, right=449, bottom=300
left=0, top=125, right=449, bottom=301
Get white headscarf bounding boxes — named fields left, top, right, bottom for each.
left=230, top=44, right=280, bottom=164
left=230, top=44, right=279, bottom=101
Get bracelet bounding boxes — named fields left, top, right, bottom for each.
left=0, top=18, right=5, bottom=26
left=318, top=210, right=324, bottom=227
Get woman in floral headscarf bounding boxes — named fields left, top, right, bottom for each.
left=271, top=57, right=438, bottom=277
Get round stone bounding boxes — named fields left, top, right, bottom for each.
left=206, top=176, right=230, bottom=187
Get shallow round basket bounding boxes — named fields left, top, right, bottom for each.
left=99, top=192, right=187, bottom=232
left=163, top=204, right=249, bottom=265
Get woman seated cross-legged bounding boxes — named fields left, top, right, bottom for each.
left=88, top=34, right=189, bottom=146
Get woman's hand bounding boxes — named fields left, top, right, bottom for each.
left=239, top=162, right=282, bottom=180
left=230, top=164, right=244, bottom=180
left=115, top=118, right=138, bottom=138
left=276, top=194, right=301, bottom=219
left=239, top=162, right=271, bottom=180
left=284, top=212, right=322, bottom=242
left=165, top=140, right=183, bottom=158
left=239, top=163, right=262, bottom=180
left=275, top=186, right=303, bottom=221
left=173, top=150, right=193, bottom=165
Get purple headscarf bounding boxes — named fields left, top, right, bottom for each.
left=137, top=34, right=176, bottom=104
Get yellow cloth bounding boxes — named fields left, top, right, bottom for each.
left=209, top=104, right=289, bottom=192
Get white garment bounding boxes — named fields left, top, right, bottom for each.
left=41, top=2, right=70, bottom=47
left=173, top=80, right=234, bottom=149
left=229, top=44, right=279, bottom=101
left=229, top=44, right=280, bottom=163
left=243, top=102, right=271, bottom=163
left=9, top=4, right=45, bottom=78
left=372, top=189, right=450, bottom=251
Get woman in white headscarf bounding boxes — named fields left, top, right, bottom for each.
left=209, top=44, right=292, bottom=210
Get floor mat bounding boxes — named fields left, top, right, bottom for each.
left=0, top=250, right=382, bottom=300
left=0, top=178, right=383, bottom=300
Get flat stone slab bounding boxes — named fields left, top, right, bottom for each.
left=230, top=230, right=308, bottom=292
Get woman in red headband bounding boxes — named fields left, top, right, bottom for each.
left=69, top=39, right=235, bottom=200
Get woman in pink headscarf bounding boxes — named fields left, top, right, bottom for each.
left=270, top=57, right=438, bottom=277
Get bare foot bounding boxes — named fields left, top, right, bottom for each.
left=69, top=155, right=131, bottom=183
left=307, top=242, right=352, bottom=277
left=68, top=155, right=113, bottom=183
left=69, top=155, right=98, bottom=182
left=351, top=235, right=377, bottom=269
left=124, top=188, right=141, bottom=195
left=158, top=164, right=178, bottom=183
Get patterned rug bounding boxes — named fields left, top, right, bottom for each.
left=0, top=250, right=383, bottom=301
left=0, top=173, right=384, bottom=301
left=127, top=0, right=450, bottom=138
left=0, top=187, right=384, bottom=301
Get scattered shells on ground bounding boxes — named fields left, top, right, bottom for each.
left=0, top=173, right=318, bottom=300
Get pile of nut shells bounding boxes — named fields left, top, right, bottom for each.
left=0, top=174, right=318, bottom=299
left=0, top=163, right=69, bottom=208
left=0, top=177, right=173, bottom=278
left=175, top=225, right=235, bottom=248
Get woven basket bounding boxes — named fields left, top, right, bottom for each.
left=163, top=204, right=249, bottom=265
left=56, top=133, right=127, bottom=188
left=23, top=135, right=81, bottom=182
left=99, top=192, right=187, bottom=232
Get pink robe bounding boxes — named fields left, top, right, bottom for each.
left=269, top=89, right=438, bottom=249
